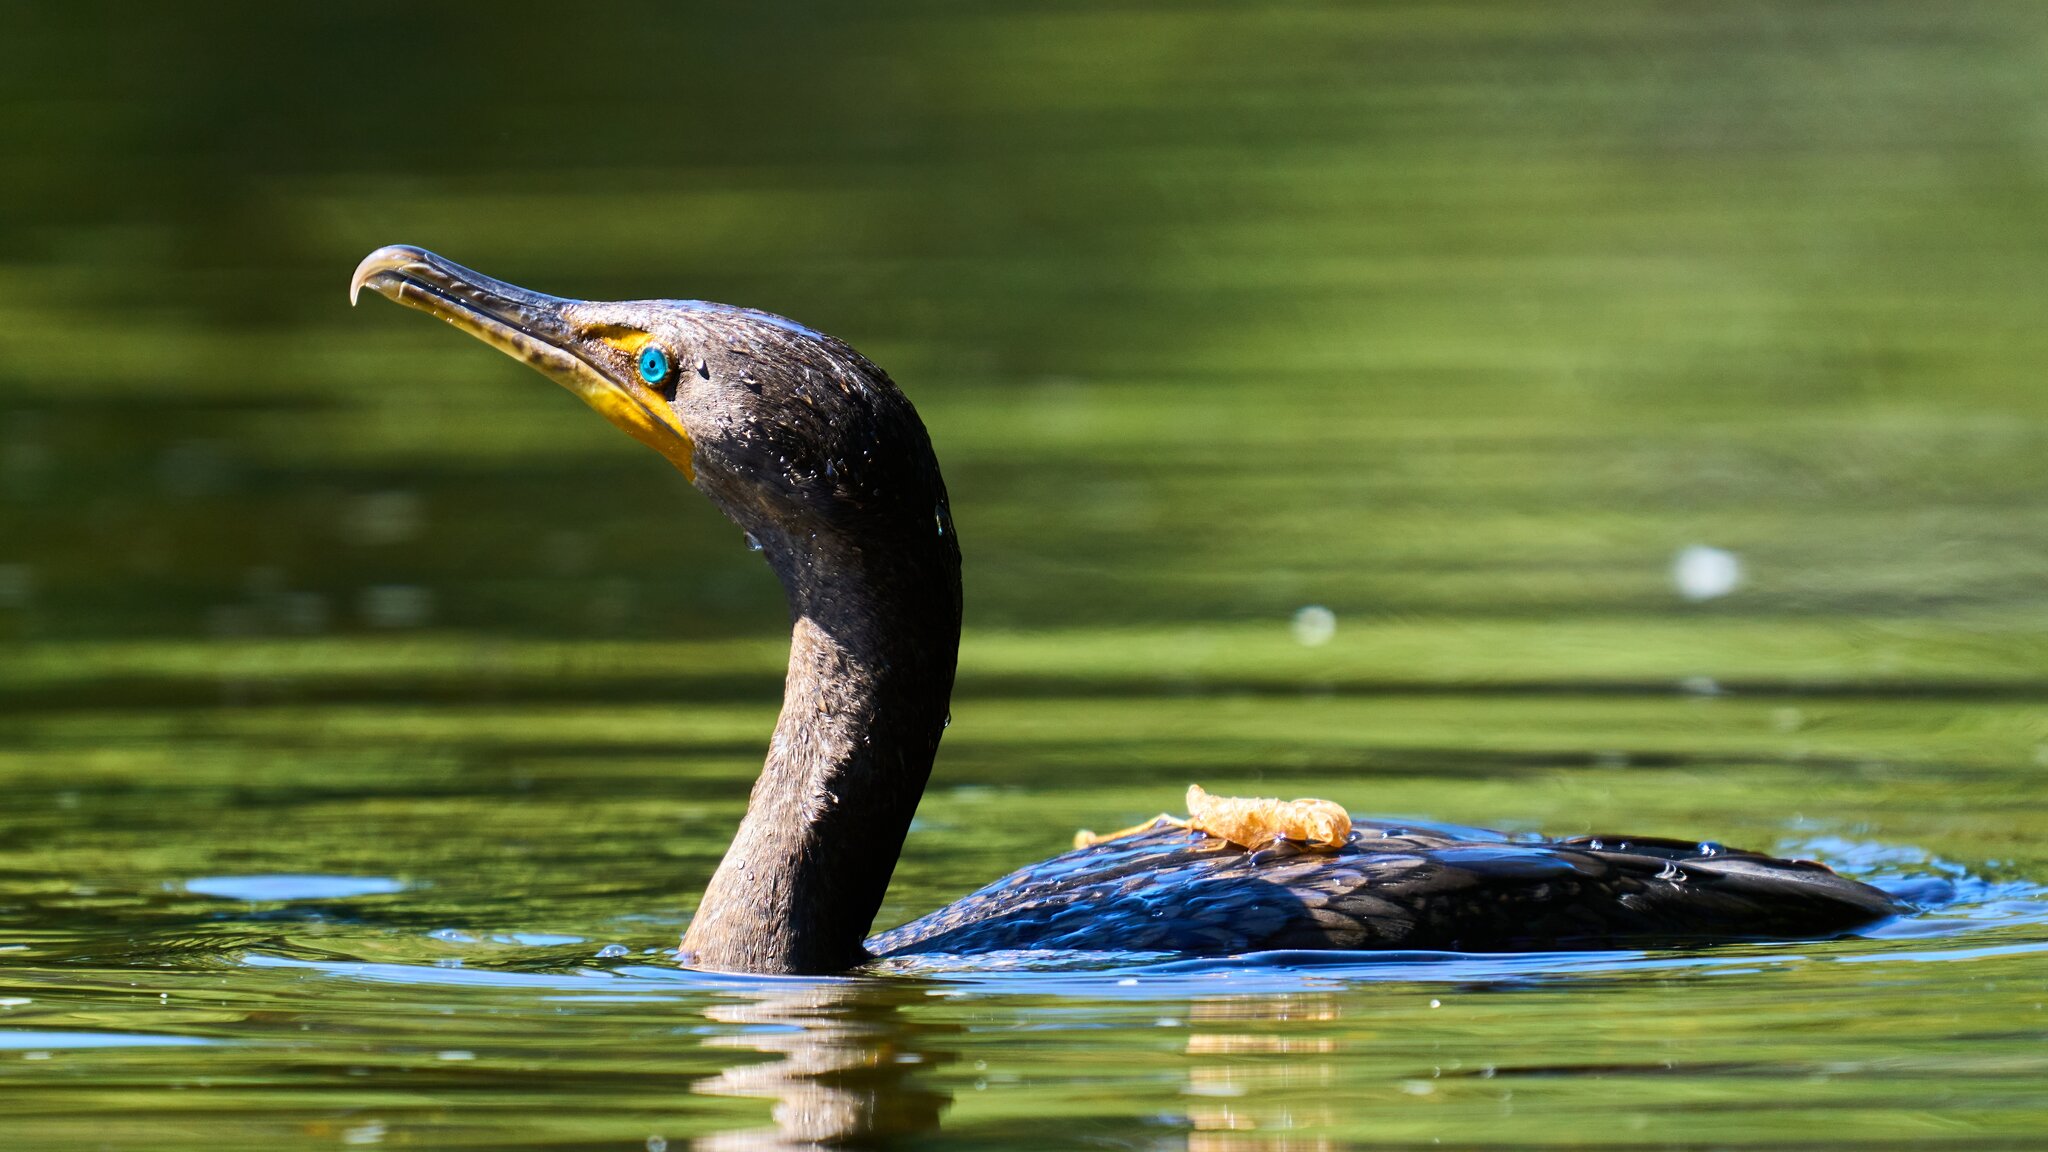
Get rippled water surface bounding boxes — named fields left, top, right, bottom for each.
left=5, top=3, right=2048, bottom=1148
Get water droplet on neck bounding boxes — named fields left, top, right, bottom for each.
left=942, top=711, right=952, bottom=729
left=934, top=502, right=950, bottom=536
left=1696, top=841, right=1722, bottom=857
left=744, top=532, right=763, bottom=552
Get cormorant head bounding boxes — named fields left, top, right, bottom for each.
left=350, top=245, right=955, bottom=567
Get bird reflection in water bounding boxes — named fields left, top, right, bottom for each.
left=690, top=983, right=953, bottom=1150
left=1182, top=994, right=1343, bottom=1151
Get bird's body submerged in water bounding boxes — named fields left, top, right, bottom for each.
left=871, top=819, right=1893, bottom=958
left=350, top=245, right=1902, bottom=975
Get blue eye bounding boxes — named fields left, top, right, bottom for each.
left=637, top=345, right=671, bottom=386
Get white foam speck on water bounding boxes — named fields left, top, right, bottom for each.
left=1291, top=604, right=1337, bottom=646
left=1673, top=544, right=1742, bottom=600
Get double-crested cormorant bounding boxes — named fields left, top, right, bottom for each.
left=350, top=245, right=1902, bottom=975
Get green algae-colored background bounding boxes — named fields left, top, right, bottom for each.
left=2, top=3, right=2045, bottom=1147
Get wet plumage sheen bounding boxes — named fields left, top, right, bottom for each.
left=351, top=245, right=1903, bottom=975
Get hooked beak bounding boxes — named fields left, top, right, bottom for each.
left=350, top=245, right=696, bottom=479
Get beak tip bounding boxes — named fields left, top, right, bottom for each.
left=350, top=243, right=432, bottom=309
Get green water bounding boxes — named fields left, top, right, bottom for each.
left=4, top=3, right=2048, bottom=1147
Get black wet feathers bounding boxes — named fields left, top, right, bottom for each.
left=869, top=820, right=1901, bottom=957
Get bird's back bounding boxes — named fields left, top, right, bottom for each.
left=866, top=819, right=1902, bottom=959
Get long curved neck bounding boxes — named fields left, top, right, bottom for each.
left=681, top=533, right=961, bottom=974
